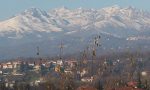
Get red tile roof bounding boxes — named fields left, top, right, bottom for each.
left=127, top=81, right=138, bottom=87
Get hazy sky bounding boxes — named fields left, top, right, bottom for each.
left=0, top=0, right=150, bottom=21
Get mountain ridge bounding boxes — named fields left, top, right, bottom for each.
left=0, top=6, right=150, bottom=59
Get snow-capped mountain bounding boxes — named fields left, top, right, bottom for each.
left=0, top=6, right=150, bottom=59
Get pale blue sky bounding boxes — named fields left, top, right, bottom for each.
left=0, top=0, right=150, bottom=21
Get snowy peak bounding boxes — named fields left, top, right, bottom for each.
left=52, top=6, right=70, bottom=14
left=0, top=6, right=150, bottom=59
left=100, top=6, right=145, bottom=18
left=0, top=6, right=150, bottom=38
left=56, top=6, right=69, bottom=11
left=22, top=7, right=48, bottom=16
left=102, top=5, right=121, bottom=13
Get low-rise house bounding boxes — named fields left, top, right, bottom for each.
left=7, top=64, right=13, bottom=69
left=56, top=60, right=63, bottom=66
left=65, top=60, right=77, bottom=68
left=80, top=68, right=88, bottom=77
left=2, top=64, right=8, bottom=69
left=28, top=63, right=35, bottom=67
left=0, top=70, right=2, bottom=74
left=76, top=86, right=97, bottom=90
left=2, top=62, right=16, bottom=69
left=81, top=77, right=94, bottom=82
left=12, top=61, right=21, bottom=68
left=64, top=68, right=72, bottom=74
left=34, top=65, right=40, bottom=71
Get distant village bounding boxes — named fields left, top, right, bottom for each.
left=0, top=53, right=149, bottom=90
left=0, top=35, right=149, bottom=90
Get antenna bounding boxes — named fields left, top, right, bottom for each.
left=91, top=35, right=101, bottom=76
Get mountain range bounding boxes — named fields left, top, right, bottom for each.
left=0, top=6, right=150, bottom=59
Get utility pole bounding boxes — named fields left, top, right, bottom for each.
left=59, top=41, right=64, bottom=60
left=36, top=46, right=43, bottom=66
left=36, top=46, right=40, bottom=56
left=83, top=49, right=87, bottom=65
left=36, top=46, right=42, bottom=62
